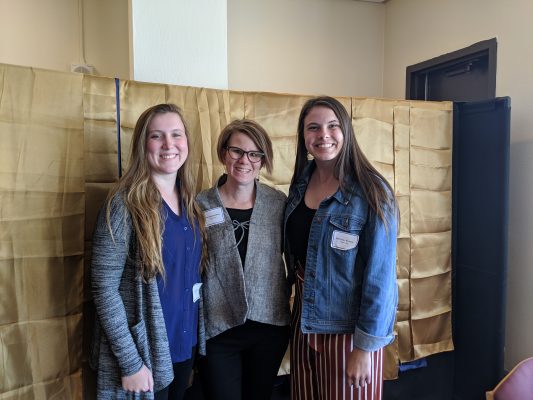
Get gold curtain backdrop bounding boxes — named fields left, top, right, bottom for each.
left=0, top=63, right=453, bottom=398
left=0, top=65, right=84, bottom=399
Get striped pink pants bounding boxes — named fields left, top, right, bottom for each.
left=290, top=268, right=383, bottom=400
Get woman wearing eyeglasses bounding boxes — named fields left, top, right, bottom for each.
left=196, top=119, right=290, bottom=400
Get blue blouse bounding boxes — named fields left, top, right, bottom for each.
left=157, top=200, right=202, bottom=363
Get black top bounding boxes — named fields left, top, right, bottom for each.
left=286, top=199, right=316, bottom=266
left=227, top=207, right=253, bottom=267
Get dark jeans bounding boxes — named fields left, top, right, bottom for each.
left=155, top=349, right=195, bottom=400
left=200, top=320, right=289, bottom=400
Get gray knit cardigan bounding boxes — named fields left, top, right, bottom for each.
left=90, top=194, right=173, bottom=399
left=196, top=178, right=291, bottom=341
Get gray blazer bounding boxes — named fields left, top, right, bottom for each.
left=90, top=194, right=173, bottom=399
left=197, top=178, right=290, bottom=341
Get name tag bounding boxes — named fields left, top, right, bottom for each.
left=331, top=230, right=359, bottom=251
left=192, top=282, right=202, bottom=303
left=204, top=207, right=225, bottom=227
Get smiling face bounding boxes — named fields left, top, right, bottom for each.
left=145, top=112, right=188, bottom=180
left=223, top=131, right=262, bottom=187
left=303, top=106, right=344, bottom=167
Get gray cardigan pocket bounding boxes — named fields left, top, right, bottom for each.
left=130, top=318, right=152, bottom=371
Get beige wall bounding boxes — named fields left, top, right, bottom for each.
left=383, top=0, right=533, bottom=370
left=83, top=0, right=130, bottom=79
left=1, top=0, right=384, bottom=95
left=227, top=0, right=385, bottom=97
left=0, top=0, right=130, bottom=79
left=0, top=0, right=80, bottom=71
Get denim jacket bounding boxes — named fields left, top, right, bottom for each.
left=284, top=162, right=398, bottom=352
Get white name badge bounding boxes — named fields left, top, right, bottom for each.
left=192, top=282, right=203, bottom=303
left=204, top=207, right=225, bottom=227
left=331, top=230, right=359, bottom=251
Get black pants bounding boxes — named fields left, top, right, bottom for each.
left=155, top=350, right=195, bottom=400
left=200, top=320, right=289, bottom=400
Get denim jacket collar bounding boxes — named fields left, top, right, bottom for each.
left=292, top=161, right=361, bottom=206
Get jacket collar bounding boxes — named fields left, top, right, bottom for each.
left=294, top=161, right=361, bottom=206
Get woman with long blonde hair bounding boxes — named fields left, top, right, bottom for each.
left=90, top=104, right=205, bottom=399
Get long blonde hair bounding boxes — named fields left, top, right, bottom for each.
left=106, top=103, right=206, bottom=281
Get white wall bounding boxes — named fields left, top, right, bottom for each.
left=227, top=0, right=385, bottom=97
left=383, top=0, right=533, bottom=370
left=131, top=0, right=228, bottom=89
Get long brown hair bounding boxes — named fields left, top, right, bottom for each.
left=292, top=96, right=396, bottom=223
left=106, top=103, right=206, bottom=281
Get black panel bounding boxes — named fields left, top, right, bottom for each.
left=384, top=352, right=454, bottom=400
left=452, top=98, right=510, bottom=399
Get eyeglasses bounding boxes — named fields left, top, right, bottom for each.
left=225, top=146, right=265, bottom=163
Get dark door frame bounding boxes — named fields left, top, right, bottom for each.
left=406, top=38, right=497, bottom=101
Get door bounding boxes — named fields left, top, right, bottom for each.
left=384, top=39, right=509, bottom=400
left=406, top=38, right=496, bottom=101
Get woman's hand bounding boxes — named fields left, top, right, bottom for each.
left=346, top=347, right=371, bottom=388
left=121, top=364, right=154, bottom=393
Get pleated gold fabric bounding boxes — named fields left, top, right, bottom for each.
left=388, top=101, right=454, bottom=378
left=0, top=63, right=453, bottom=399
left=0, top=64, right=84, bottom=399
left=81, top=75, right=120, bottom=398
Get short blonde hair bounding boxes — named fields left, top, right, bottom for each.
left=216, top=119, right=274, bottom=174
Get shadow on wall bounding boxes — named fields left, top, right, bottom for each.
left=506, top=140, right=533, bottom=370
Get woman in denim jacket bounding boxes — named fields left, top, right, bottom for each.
left=285, top=96, right=398, bottom=400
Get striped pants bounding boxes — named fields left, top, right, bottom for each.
left=290, top=268, right=383, bottom=400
